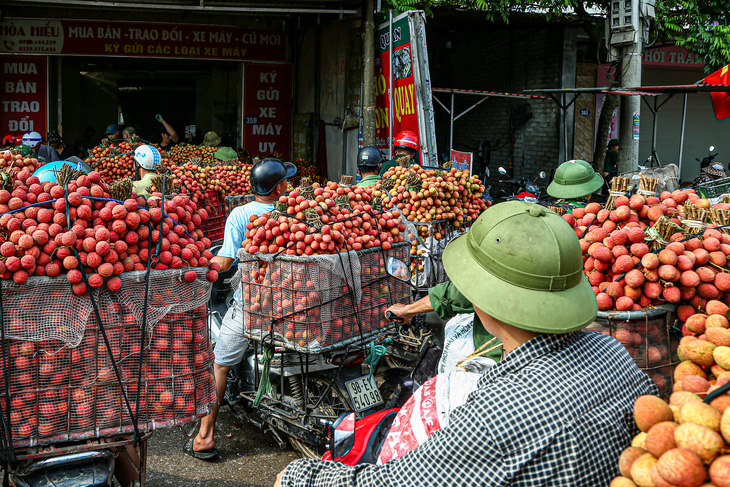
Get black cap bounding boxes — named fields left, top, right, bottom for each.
left=357, top=146, right=384, bottom=168
left=250, top=158, right=297, bottom=195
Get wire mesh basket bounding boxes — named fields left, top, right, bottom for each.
left=240, top=244, right=411, bottom=353
left=0, top=269, right=216, bottom=448
left=409, top=219, right=472, bottom=292
left=584, top=305, right=679, bottom=400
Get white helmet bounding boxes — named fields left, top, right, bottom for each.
left=22, top=131, right=42, bottom=147
left=134, top=145, right=161, bottom=170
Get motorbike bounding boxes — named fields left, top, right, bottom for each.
left=496, top=167, right=547, bottom=203
left=697, top=145, right=719, bottom=169
left=208, top=246, right=410, bottom=459
left=5, top=436, right=148, bottom=487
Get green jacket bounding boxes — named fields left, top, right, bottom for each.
left=605, top=148, right=619, bottom=178
left=428, top=281, right=502, bottom=362
left=356, top=174, right=381, bottom=188
left=133, top=172, right=156, bottom=196
left=379, top=156, right=419, bottom=177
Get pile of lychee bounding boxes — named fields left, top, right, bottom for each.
left=565, top=190, right=730, bottom=313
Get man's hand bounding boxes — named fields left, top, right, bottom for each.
left=385, top=303, right=416, bottom=323
left=274, top=468, right=285, bottom=487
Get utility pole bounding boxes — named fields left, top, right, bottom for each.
left=608, top=0, right=652, bottom=173
left=362, top=0, right=376, bottom=146
left=618, top=38, right=642, bottom=174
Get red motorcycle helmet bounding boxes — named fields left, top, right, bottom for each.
left=393, top=130, right=419, bottom=153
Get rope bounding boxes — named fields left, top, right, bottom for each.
left=680, top=219, right=708, bottom=231
left=363, top=341, right=388, bottom=377
left=637, top=190, right=655, bottom=197
left=609, top=191, right=627, bottom=197
left=253, top=344, right=275, bottom=407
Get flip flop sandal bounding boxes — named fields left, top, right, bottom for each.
left=183, top=438, right=218, bottom=461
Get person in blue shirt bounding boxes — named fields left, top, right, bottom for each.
left=185, top=158, right=297, bottom=461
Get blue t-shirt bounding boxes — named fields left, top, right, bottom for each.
left=218, top=201, right=273, bottom=305
left=218, top=201, right=274, bottom=259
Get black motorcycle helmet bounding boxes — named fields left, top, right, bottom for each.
left=250, top=158, right=298, bottom=195
left=357, top=146, right=384, bottom=169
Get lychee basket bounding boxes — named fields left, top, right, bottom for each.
left=585, top=304, right=680, bottom=400
left=408, top=219, right=473, bottom=292
left=0, top=268, right=217, bottom=448
left=239, top=244, right=411, bottom=353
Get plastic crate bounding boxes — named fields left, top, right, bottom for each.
left=205, top=190, right=227, bottom=219
left=697, top=177, right=730, bottom=199
left=241, top=244, right=411, bottom=353
left=204, top=214, right=226, bottom=242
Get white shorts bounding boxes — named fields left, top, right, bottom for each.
left=213, top=304, right=249, bottom=367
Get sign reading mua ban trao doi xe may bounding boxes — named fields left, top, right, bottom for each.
left=0, top=18, right=286, bottom=61
left=243, top=63, right=292, bottom=158
left=0, top=55, right=47, bottom=140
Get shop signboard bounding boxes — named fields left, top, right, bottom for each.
left=643, top=45, right=704, bottom=69
left=0, top=18, right=286, bottom=62
left=375, top=11, right=437, bottom=165
left=0, top=54, right=47, bottom=140
left=449, top=150, right=473, bottom=175
left=243, top=63, right=292, bottom=158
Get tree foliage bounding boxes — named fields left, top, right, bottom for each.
left=655, top=0, right=730, bottom=74
left=387, top=0, right=730, bottom=74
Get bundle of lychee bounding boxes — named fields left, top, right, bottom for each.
left=567, top=190, right=730, bottom=313
left=242, top=182, right=405, bottom=257
left=0, top=150, right=38, bottom=174
left=378, top=165, right=488, bottom=231
left=291, top=159, right=322, bottom=187
left=85, top=141, right=136, bottom=182
left=0, top=169, right=220, bottom=293
left=611, top=389, right=730, bottom=487
left=166, top=144, right=218, bottom=166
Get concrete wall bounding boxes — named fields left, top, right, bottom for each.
left=427, top=25, right=567, bottom=184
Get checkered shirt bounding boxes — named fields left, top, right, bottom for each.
left=281, top=331, right=657, bottom=487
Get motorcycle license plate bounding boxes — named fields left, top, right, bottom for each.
left=345, top=375, right=383, bottom=412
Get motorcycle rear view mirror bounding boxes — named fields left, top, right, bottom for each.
left=710, top=146, right=716, bottom=152
left=386, top=257, right=410, bottom=282
left=538, top=171, right=546, bottom=179
left=498, top=166, right=507, bottom=175
left=330, top=412, right=356, bottom=461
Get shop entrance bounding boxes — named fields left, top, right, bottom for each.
left=58, top=56, right=240, bottom=149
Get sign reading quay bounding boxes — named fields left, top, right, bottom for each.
left=0, top=18, right=286, bottom=62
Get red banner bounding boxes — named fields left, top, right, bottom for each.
left=242, top=63, right=292, bottom=158
left=0, top=55, right=47, bottom=140
left=0, top=18, right=286, bottom=62
left=375, top=14, right=419, bottom=158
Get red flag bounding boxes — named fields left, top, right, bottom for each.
left=705, top=64, right=730, bottom=120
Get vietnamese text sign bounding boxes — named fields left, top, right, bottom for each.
left=243, top=63, right=292, bottom=158
left=375, top=13, right=419, bottom=153
left=0, top=18, right=286, bottom=61
left=450, top=150, right=473, bottom=175
left=642, top=45, right=703, bottom=69
left=0, top=55, right=47, bottom=139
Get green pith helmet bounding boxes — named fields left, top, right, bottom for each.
left=214, top=147, right=238, bottom=161
left=547, top=159, right=604, bottom=199
left=443, top=201, right=597, bottom=333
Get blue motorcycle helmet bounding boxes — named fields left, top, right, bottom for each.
left=32, top=157, right=94, bottom=184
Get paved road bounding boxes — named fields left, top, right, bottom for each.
left=146, top=406, right=299, bottom=487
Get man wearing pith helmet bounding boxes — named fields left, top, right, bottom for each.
left=547, top=159, right=604, bottom=209
left=276, top=201, right=656, bottom=487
